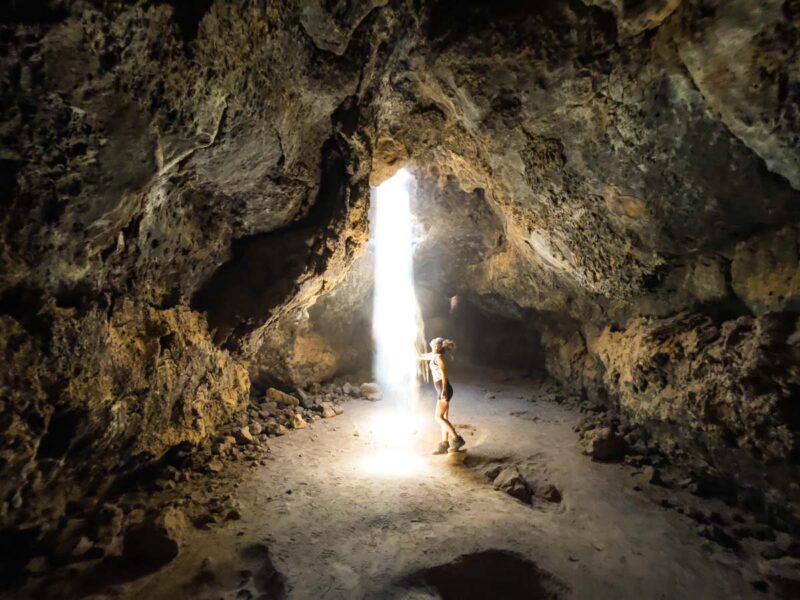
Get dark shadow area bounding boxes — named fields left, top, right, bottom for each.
left=157, top=0, right=214, bottom=45
left=36, top=410, right=84, bottom=459
left=451, top=298, right=546, bottom=375
left=191, top=137, right=351, bottom=352
left=419, top=293, right=546, bottom=376
left=240, top=543, right=286, bottom=598
left=402, top=549, right=567, bottom=600
left=0, top=0, right=69, bottom=24
left=181, top=543, right=287, bottom=600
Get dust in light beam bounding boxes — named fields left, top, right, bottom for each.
left=360, top=168, right=426, bottom=477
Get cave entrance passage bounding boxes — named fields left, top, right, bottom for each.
left=360, top=168, right=425, bottom=476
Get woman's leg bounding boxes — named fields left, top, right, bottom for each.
left=435, top=399, right=458, bottom=441
left=433, top=400, right=448, bottom=442
left=444, top=383, right=457, bottom=437
left=433, top=382, right=447, bottom=442
left=443, top=403, right=455, bottom=437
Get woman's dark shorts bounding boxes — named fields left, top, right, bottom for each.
left=434, top=381, right=454, bottom=402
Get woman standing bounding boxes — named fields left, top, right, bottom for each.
left=418, top=338, right=466, bottom=454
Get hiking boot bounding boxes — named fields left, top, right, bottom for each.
left=432, top=442, right=449, bottom=455
left=448, top=436, right=466, bottom=452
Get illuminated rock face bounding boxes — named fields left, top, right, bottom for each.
left=1, top=1, right=799, bottom=528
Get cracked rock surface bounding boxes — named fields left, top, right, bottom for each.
left=1, top=1, right=799, bottom=591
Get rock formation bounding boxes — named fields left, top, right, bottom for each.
left=1, top=0, right=798, bottom=562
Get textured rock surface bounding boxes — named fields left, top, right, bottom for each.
left=1, top=0, right=799, bottom=542
left=0, top=0, right=378, bottom=529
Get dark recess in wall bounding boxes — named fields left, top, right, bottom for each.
left=0, top=0, right=69, bottom=24
left=157, top=0, right=214, bottom=51
left=191, top=139, right=350, bottom=352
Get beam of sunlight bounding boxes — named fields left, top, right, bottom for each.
left=359, top=167, right=426, bottom=477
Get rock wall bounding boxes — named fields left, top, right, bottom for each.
left=1, top=0, right=799, bottom=533
left=0, top=0, right=387, bottom=529
left=365, top=0, right=800, bottom=518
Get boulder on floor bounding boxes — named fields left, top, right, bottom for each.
left=318, top=401, right=338, bottom=419
left=492, top=466, right=532, bottom=504
left=360, top=382, right=381, bottom=401
left=267, top=387, right=300, bottom=407
left=579, top=426, right=627, bottom=462
left=122, top=507, right=186, bottom=570
left=234, top=426, right=255, bottom=445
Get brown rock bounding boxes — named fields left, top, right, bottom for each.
left=25, top=556, right=48, bottom=574
left=539, top=484, right=562, bottom=503
left=640, top=466, right=662, bottom=485
left=267, top=387, right=300, bottom=407
left=319, top=401, right=337, bottom=419
left=214, top=436, right=237, bottom=454
left=360, top=382, right=380, bottom=397
left=493, top=466, right=532, bottom=504
left=579, top=427, right=627, bottom=462
left=235, top=426, right=255, bottom=445
left=122, top=507, right=186, bottom=569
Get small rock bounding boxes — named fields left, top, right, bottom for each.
left=266, top=387, right=300, bottom=407
left=72, top=536, right=94, bottom=557
left=208, top=459, right=224, bottom=473
left=249, top=422, right=263, bottom=436
left=758, top=557, right=800, bottom=597
left=493, top=466, right=532, bottom=504
left=360, top=382, right=380, bottom=397
left=640, top=466, right=661, bottom=485
left=761, top=544, right=787, bottom=560
left=539, top=484, right=562, bottom=503
left=225, top=508, right=242, bottom=521
left=25, top=556, right=48, bottom=574
left=291, top=414, right=307, bottom=429
left=296, top=389, right=315, bottom=409
left=122, top=507, right=186, bottom=568
left=192, top=513, right=217, bottom=529
left=235, top=426, right=255, bottom=445
left=319, top=401, right=337, bottom=419
left=579, top=427, right=627, bottom=462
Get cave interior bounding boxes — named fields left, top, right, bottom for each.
left=1, top=0, right=800, bottom=598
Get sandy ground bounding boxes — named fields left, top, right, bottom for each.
left=123, top=374, right=754, bottom=599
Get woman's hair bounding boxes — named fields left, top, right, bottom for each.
left=430, top=337, right=456, bottom=354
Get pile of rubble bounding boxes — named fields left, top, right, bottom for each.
left=239, top=381, right=379, bottom=439
left=10, top=380, right=379, bottom=597
left=574, top=408, right=800, bottom=595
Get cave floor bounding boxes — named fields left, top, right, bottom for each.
left=126, top=374, right=752, bottom=599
